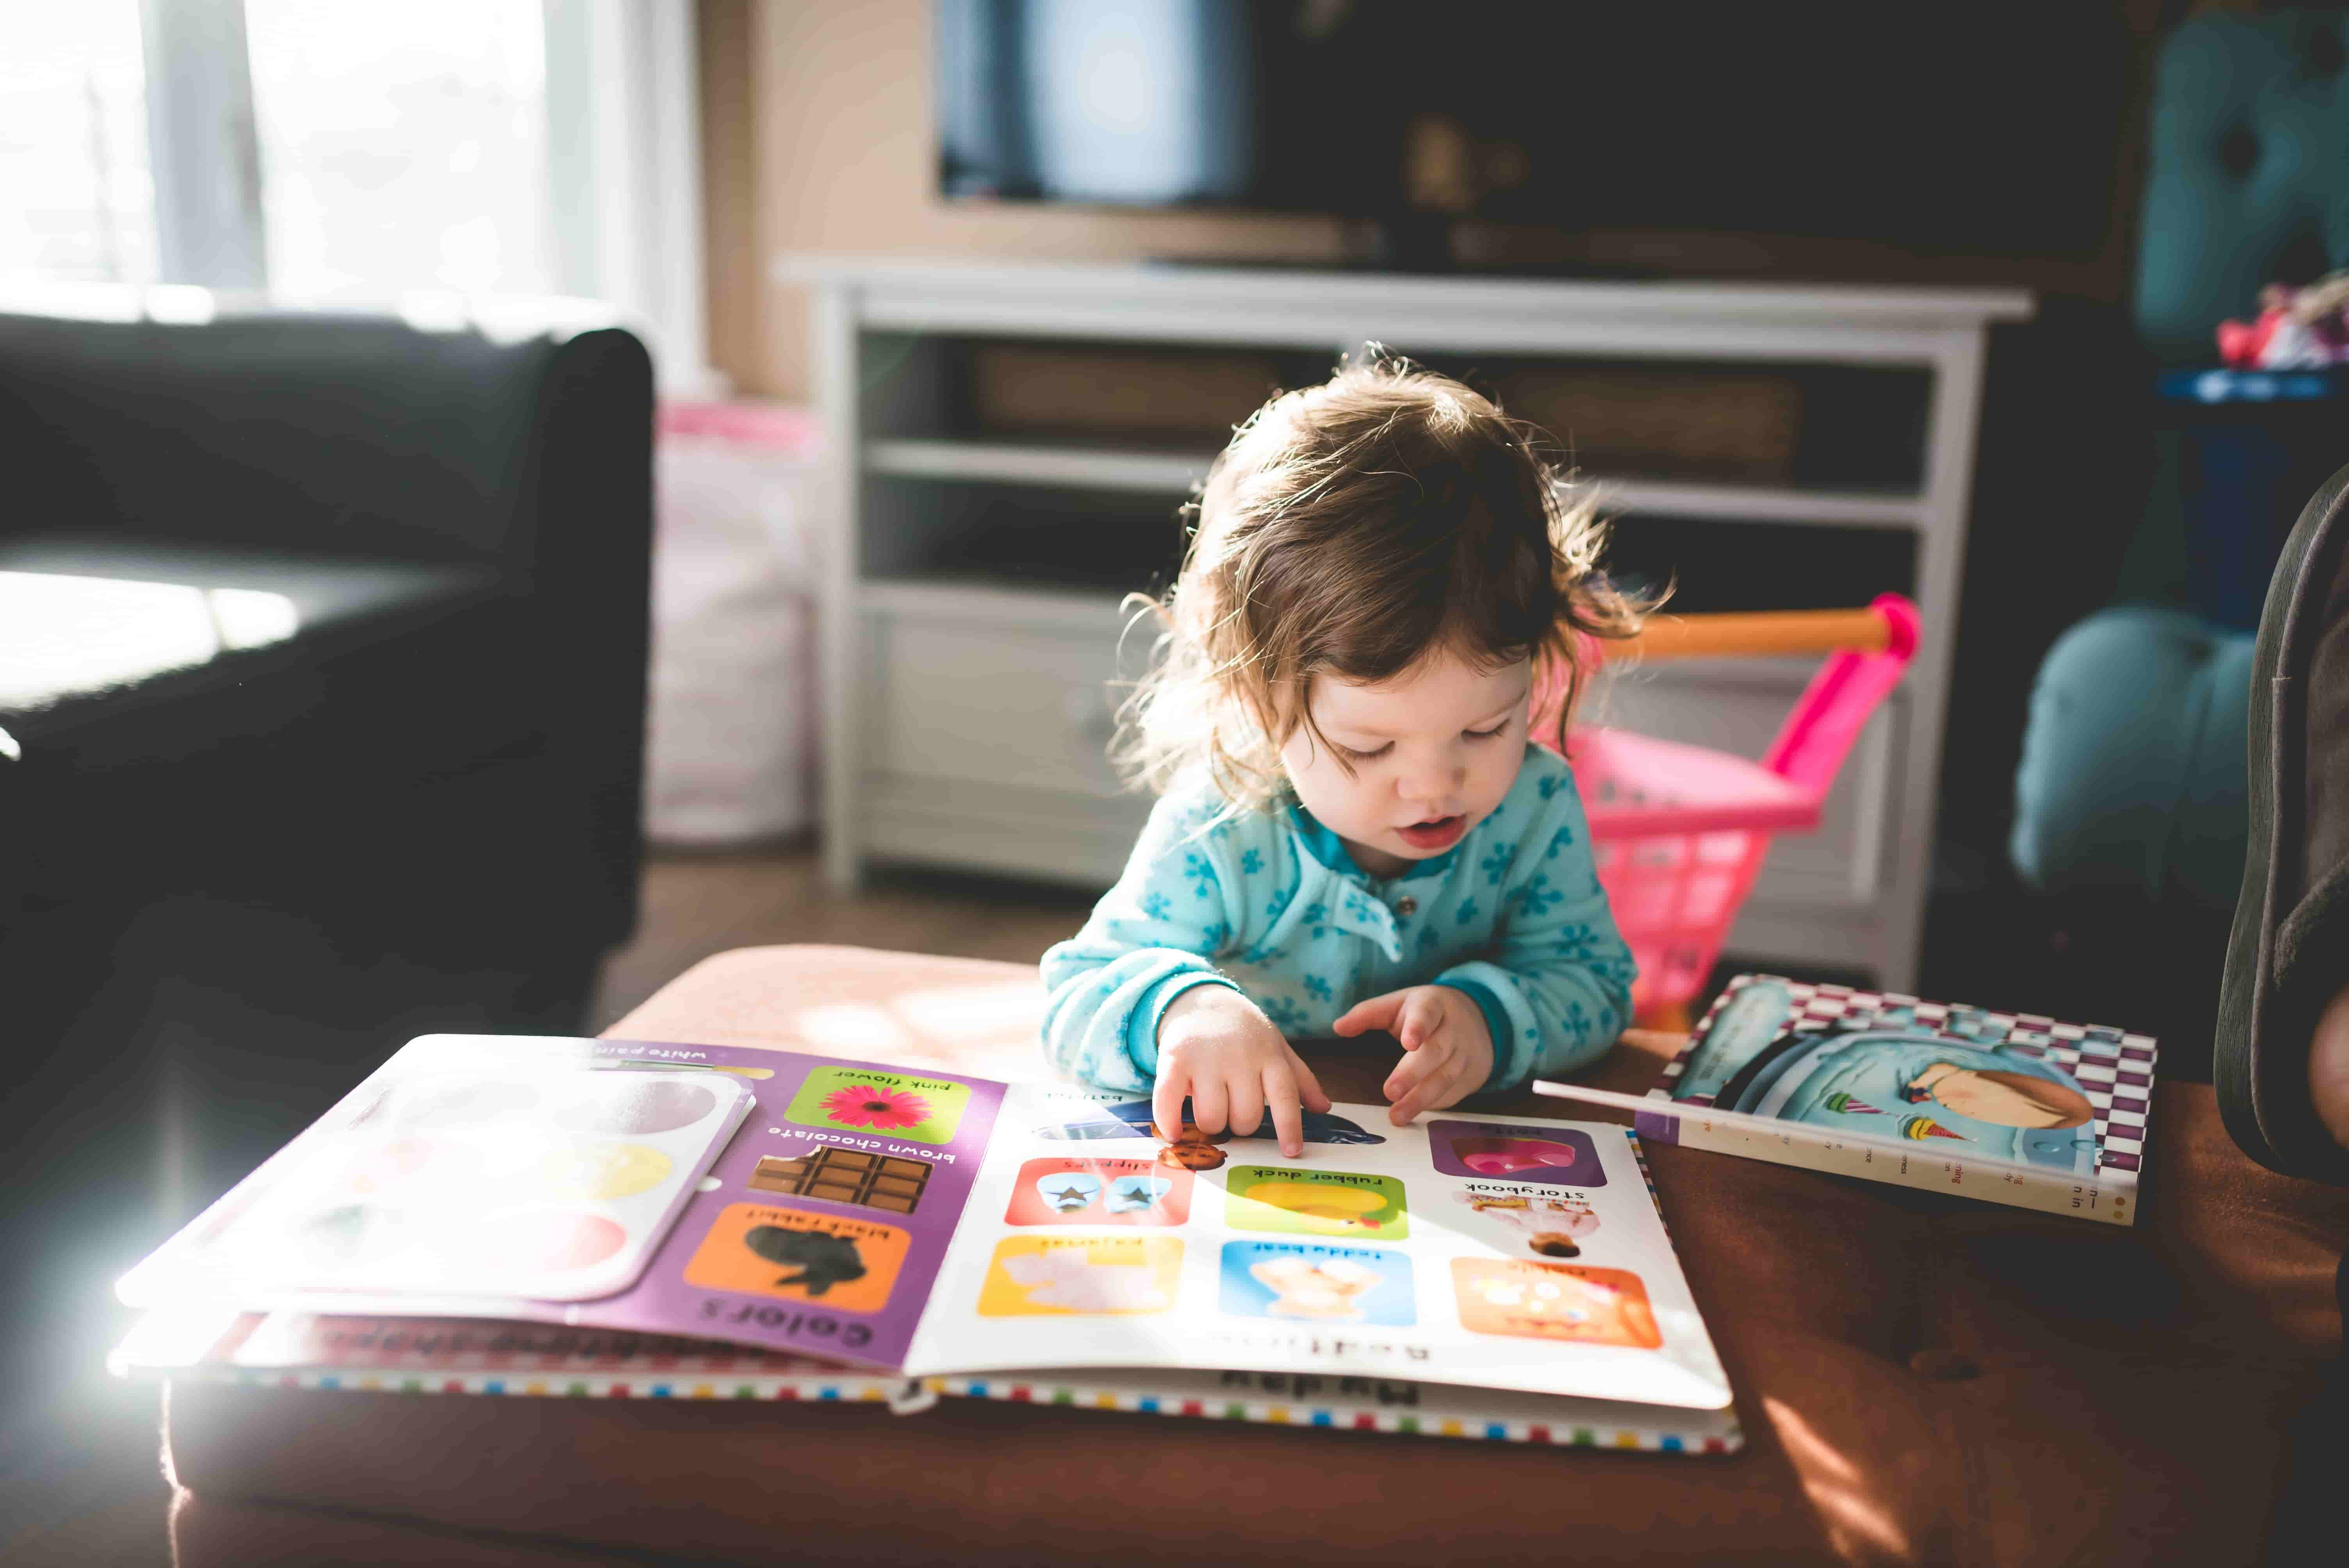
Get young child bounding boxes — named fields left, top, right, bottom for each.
left=1040, top=356, right=1645, bottom=1158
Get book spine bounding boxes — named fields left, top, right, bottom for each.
left=1648, top=1111, right=2133, bottom=1226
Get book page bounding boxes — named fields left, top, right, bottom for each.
left=115, top=1035, right=1014, bottom=1374
left=900, top=1083, right=1731, bottom=1409
left=110, top=1310, right=918, bottom=1404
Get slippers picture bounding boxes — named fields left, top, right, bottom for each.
left=2217, top=460, right=2349, bottom=1184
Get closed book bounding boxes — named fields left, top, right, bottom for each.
left=1628, top=975, right=2150, bottom=1226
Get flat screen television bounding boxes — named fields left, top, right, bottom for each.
left=936, top=0, right=2137, bottom=273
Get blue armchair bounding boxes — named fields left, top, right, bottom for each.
left=2011, top=9, right=2349, bottom=1071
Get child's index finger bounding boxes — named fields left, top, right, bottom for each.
left=1152, top=1075, right=1187, bottom=1153
left=1264, top=1066, right=1305, bottom=1158
left=1335, top=990, right=1406, bottom=1037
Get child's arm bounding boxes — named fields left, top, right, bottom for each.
left=1435, top=770, right=1637, bottom=1090
left=1038, top=793, right=1252, bottom=1092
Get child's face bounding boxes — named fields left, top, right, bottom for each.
left=1281, top=647, right=1531, bottom=879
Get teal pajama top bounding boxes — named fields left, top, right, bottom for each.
left=1040, top=743, right=1637, bottom=1095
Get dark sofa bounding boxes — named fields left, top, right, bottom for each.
left=0, top=298, right=653, bottom=1399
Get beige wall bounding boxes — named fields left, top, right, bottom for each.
left=702, top=0, right=1353, bottom=401
left=699, top=0, right=764, bottom=399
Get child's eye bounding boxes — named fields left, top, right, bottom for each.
left=1334, top=741, right=1392, bottom=763
left=1463, top=723, right=1508, bottom=741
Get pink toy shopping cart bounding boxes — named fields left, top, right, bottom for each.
left=1548, top=594, right=1920, bottom=1030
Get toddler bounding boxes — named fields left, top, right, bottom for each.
left=1040, top=356, right=1645, bottom=1157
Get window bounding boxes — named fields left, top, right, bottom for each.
left=0, top=0, right=712, bottom=390
left=244, top=0, right=556, bottom=300
left=0, top=2, right=159, bottom=286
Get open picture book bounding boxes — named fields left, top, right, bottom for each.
left=114, top=1032, right=1739, bottom=1452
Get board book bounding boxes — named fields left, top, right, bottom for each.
left=1576, top=975, right=2154, bottom=1226
left=114, top=1032, right=1738, bottom=1450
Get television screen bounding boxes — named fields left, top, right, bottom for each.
left=936, top=0, right=2134, bottom=264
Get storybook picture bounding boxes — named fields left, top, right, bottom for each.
left=1623, top=975, right=2157, bottom=1225
left=114, top=1031, right=1739, bottom=1452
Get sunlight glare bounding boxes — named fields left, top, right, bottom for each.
left=0, top=574, right=302, bottom=712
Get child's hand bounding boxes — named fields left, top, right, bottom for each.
left=1333, top=986, right=1495, bottom=1124
left=1154, top=986, right=1331, bottom=1157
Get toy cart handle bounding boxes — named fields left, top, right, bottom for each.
left=1599, top=599, right=1919, bottom=665
left=1572, top=593, right=1919, bottom=795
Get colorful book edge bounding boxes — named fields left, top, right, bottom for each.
left=135, top=1349, right=1740, bottom=1453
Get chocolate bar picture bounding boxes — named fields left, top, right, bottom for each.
left=750, top=1147, right=934, bottom=1214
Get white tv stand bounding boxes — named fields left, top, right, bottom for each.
left=784, top=256, right=2030, bottom=992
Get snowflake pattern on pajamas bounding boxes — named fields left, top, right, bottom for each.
left=1258, top=994, right=1313, bottom=1035
left=1515, top=874, right=1564, bottom=917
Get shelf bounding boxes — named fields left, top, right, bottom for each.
left=858, top=574, right=1130, bottom=632
left=1598, top=478, right=1925, bottom=531
left=866, top=438, right=1209, bottom=495
left=814, top=258, right=2015, bottom=985
left=785, top=255, right=2033, bottom=363
left=863, top=438, right=1927, bottom=529
left=853, top=575, right=1909, bottom=696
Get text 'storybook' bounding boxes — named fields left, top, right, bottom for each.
left=115, top=1032, right=1738, bottom=1447
left=1621, top=975, right=2153, bottom=1225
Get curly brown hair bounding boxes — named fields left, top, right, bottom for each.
left=1116, top=352, right=1653, bottom=811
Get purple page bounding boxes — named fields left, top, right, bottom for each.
left=522, top=1039, right=1007, bottom=1372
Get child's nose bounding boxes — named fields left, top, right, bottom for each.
left=1398, top=754, right=1466, bottom=806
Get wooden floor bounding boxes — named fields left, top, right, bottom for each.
left=0, top=846, right=1101, bottom=1568
left=591, top=839, right=1099, bottom=1029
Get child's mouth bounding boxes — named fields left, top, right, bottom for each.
left=1396, top=815, right=1467, bottom=851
